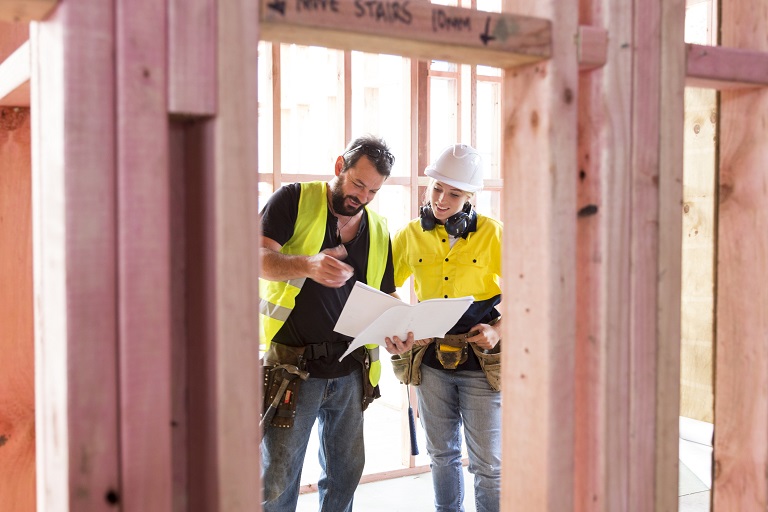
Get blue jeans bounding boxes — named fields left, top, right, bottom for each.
left=261, top=369, right=365, bottom=512
left=417, top=364, right=501, bottom=512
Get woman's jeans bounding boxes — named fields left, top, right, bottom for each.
left=417, top=364, right=501, bottom=512
left=261, top=369, right=365, bottom=512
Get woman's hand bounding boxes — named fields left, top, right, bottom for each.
left=468, top=321, right=501, bottom=351
left=385, top=332, right=415, bottom=355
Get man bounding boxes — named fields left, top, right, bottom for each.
left=259, top=135, right=396, bottom=511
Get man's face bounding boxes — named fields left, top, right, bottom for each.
left=330, top=157, right=386, bottom=216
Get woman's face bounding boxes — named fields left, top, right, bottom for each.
left=429, top=181, right=470, bottom=223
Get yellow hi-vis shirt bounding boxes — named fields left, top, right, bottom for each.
left=259, top=180, right=389, bottom=386
left=392, top=214, right=502, bottom=302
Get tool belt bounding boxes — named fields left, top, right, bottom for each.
left=262, top=341, right=380, bottom=429
left=261, top=343, right=310, bottom=429
left=391, top=344, right=429, bottom=386
left=392, top=318, right=502, bottom=391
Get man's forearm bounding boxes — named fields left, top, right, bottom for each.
left=260, top=248, right=309, bottom=281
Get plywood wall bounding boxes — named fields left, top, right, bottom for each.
left=0, top=106, right=34, bottom=512
left=680, top=87, right=716, bottom=424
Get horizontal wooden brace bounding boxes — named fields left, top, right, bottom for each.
left=260, top=0, right=551, bottom=68
left=0, top=0, right=57, bottom=22
left=577, top=25, right=607, bottom=70
left=686, top=43, right=768, bottom=89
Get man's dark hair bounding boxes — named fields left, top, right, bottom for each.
left=341, top=135, right=395, bottom=177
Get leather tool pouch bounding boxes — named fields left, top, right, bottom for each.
left=350, top=347, right=381, bottom=411
left=435, top=335, right=470, bottom=370
left=392, top=344, right=429, bottom=385
left=470, top=342, right=502, bottom=391
left=262, top=343, right=308, bottom=429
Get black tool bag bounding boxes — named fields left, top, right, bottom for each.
left=349, top=346, right=381, bottom=411
left=261, top=343, right=309, bottom=429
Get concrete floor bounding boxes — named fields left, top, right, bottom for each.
left=295, top=399, right=713, bottom=511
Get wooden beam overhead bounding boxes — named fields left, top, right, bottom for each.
left=686, top=43, right=768, bottom=89
left=259, top=0, right=551, bottom=68
left=0, top=0, right=57, bottom=22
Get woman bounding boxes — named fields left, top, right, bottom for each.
left=385, top=144, right=503, bottom=512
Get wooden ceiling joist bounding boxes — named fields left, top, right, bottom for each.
left=260, top=0, right=552, bottom=68
left=0, top=0, right=57, bottom=22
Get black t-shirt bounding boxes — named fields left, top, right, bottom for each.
left=260, top=183, right=396, bottom=378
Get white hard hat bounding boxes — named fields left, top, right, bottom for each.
left=424, top=144, right=484, bottom=193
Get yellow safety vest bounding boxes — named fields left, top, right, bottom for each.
left=259, top=181, right=388, bottom=386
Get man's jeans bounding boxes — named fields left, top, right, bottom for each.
left=417, top=364, right=501, bottom=512
left=261, top=369, right=365, bottom=512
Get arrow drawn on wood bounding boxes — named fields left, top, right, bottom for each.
left=480, top=17, right=496, bottom=45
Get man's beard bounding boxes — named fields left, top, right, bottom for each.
left=330, top=179, right=365, bottom=217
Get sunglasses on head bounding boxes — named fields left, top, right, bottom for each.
left=345, top=144, right=395, bottom=166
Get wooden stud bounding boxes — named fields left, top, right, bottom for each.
left=0, top=106, right=34, bottom=512
left=115, top=0, right=173, bottom=508
left=500, top=0, right=578, bottom=509
left=714, top=1, right=768, bottom=508
left=29, top=1, right=120, bottom=508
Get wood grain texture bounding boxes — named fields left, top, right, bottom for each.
left=181, top=0, right=262, bottom=510
left=168, top=0, right=215, bottom=116
left=686, top=44, right=768, bottom=89
left=115, top=0, right=173, bottom=509
left=715, top=1, right=768, bottom=508
left=574, top=1, right=634, bottom=510
left=260, top=0, right=551, bottom=68
left=649, top=0, right=686, bottom=509
left=500, top=0, right=578, bottom=509
left=0, top=107, right=34, bottom=512
left=29, top=2, right=120, bottom=509
left=0, top=0, right=56, bottom=22
left=0, top=20, right=28, bottom=60
left=680, top=87, right=716, bottom=424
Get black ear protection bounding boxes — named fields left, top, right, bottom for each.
left=420, top=202, right=475, bottom=238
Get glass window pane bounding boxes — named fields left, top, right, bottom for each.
left=429, top=76, right=458, bottom=159
left=258, top=41, right=274, bottom=175
left=351, top=52, right=412, bottom=178
left=280, top=45, right=345, bottom=174
left=476, top=79, right=501, bottom=180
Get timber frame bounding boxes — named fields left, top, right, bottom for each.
left=1, top=0, right=768, bottom=510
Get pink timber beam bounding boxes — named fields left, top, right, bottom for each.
left=29, top=0, right=120, bottom=509
left=686, top=43, right=768, bottom=89
left=115, top=0, right=174, bottom=508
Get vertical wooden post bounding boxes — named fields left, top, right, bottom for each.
left=714, top=1, right=768, bottom=509
left=0, top=106, right=34, bottom=512
left=115, top=0, right=173, bottom=509
left=649, top=0, right=686, bottom=509
left=29, top=1, right=120, bottom=509
left=500, top=0, right=578, bottom=509
left=186, top=0, right=263, bottom=509
left=575, top=3, right=635, bottom=511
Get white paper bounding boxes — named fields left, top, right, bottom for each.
left=335, top=281, right=474, bottom=361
